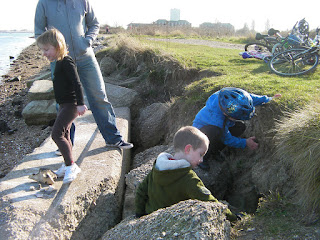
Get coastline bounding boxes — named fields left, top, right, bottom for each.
left=0, top=42, right=51, bottom=177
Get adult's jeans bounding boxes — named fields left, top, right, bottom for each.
left=75, top=51, right=122, bottom=144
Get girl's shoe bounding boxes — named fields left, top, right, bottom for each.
left=54, top=163, right=66, bottom=177
left=55, top=149, right=62, bottom=156
left=63, top=163, right=81, bottom=184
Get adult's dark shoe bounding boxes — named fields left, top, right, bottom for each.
left=199, top=161, right=210, bottom=171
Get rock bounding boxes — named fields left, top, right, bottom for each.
left=14, top=108, right=23, bottom=118
left=125, top=145, right=172, bottom=190
left=105, top=83, right=138, bottom=107
left=136, top=103, right=170, bottom=148
left=100, top=56, right=117, bottom=76
left=125, top=158, right=154, bottom=193
left=105, top=76, right=142, bottom=88
left=6, top=76, right=21, bottom=82
left=22, top=99, right=57, bottom=125
left=26, top=71, right=51, bottom=88
left=132, top=145, right=171, bottom=169
left=0, top=120, right=11, bottom=133
left=29, top=168, right=57, bottom=185
left=28, top=80, right=54, bottom=101
left=102, top=199, right=231, bottom=240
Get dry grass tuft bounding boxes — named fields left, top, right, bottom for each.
left=274, top=102, right=320, bottom=213
left=108, top=34, right=192, bottom=83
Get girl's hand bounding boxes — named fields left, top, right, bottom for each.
left=246, top=136, right=258, bottom=150
left=273, top=94, right=282, bottom=99
left=77, top=105, right=87, bottom=116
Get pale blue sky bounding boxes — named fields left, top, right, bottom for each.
left=1, top=0, right=319, bottom=32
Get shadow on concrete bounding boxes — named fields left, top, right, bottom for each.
left=28, top=127, right=99, bottom=238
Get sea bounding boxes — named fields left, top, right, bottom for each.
left=0, top=32, right=35, bottom=82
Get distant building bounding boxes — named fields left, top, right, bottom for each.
left=154, top=19, right=167, bottom=26
left=199, top=22, right=235, bottom=35
left=199, top=22, right=234, bottom=32
left=127, top=9, right=191, bottom=30
left=154, top=19, right=191, bottom=27
left=170, top=8, right=180, bottom=21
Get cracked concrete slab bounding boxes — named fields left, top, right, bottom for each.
left=0, top=107, right=131, bottom=240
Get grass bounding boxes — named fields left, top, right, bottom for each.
left=274, top=103, right=320, bottom=213
left=232, top=192, right=312, bottom=239
left=140, top=38, right=320, bottom=111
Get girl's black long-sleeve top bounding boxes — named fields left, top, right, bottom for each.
left=53, top=56, right=85, bottom=106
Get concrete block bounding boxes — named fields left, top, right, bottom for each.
left=28, top=80, right=54, bottom=101
left=22, top=100, right=57, bottom=125
left=0, top=108, right=131, bottom=239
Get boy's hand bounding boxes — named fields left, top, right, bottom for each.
left=77, top=105, right=88, bottom=116
left=273, top=94, right=281, bottom=99
left=246, top=136, right=258, bottom=150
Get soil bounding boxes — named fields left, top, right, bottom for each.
left=0, top=43, right=52, bottom=178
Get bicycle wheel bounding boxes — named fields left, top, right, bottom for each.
left=244, top=43, right=272, bottom=54
left=269, top=48, right=319, bottom=76
left=272, top=43, right=286, bottom=55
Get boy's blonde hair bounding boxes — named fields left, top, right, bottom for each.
left=36, top=28, right=68, bottom=61
left=173, top=126, right=209, bottom=152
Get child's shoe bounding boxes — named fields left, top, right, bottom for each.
left=63, top=163, right=81, bottom=184
left=55, top=149, right=62, bottom=156
left=54, top=163, right=66, bottom=177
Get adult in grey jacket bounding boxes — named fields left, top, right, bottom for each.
left=34, top=0, right=133, bottom=149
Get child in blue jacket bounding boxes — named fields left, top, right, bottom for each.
left=193, top=87, right=281, bottom=170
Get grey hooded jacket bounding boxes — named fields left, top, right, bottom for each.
left=34, top=0, right=100, bottom=60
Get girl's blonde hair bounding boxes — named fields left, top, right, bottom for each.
left=36, top=28, right=68, bottom=61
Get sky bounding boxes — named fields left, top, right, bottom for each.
left=1, top=0, right=320, bottom=33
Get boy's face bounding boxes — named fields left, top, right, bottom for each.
left=185, top=144, right=208, bottom=168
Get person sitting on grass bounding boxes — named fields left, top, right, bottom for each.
left=36, top=29, right=87, bottom=184
left=135, top=126, right=237, bottom=222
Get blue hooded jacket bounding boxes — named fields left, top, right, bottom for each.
left=192, top=90, right=272, bottom=148
left=34, top=0, right=99, bottom=61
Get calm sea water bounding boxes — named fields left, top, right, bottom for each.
left=0, top=32, right=35, bottom=82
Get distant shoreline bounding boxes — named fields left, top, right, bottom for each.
left=0, top=30, right=33, bottom=33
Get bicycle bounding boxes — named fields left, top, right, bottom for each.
left=272, top=19, right=312, bottom=54
left=244, top=28, right=281, bottom=54
left=268, top=41, right=320, bottom=77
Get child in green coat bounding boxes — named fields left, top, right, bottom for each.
left=135, top=126, right=237, bottom=221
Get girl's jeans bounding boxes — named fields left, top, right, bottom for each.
left=52, top=103, right=78, bottom=166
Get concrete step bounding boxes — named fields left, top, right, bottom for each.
left=0, top=107, right=131, bottom=240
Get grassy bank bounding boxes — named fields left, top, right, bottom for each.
left=100, top=34, right=320, bottom=238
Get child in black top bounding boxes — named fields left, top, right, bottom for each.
left=36, top=29, right=87, bottom=184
